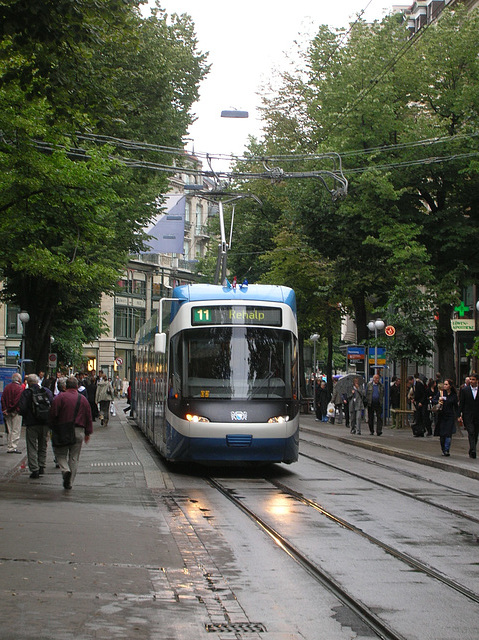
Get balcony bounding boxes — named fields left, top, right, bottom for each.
left=194, top=225, right=210, bottom=240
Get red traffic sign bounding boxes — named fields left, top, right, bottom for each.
left=48, top=353, right=57, bottom=365
left=385, top=325, right=396, bottom=337
left=115, top=357, right=123, bottom=366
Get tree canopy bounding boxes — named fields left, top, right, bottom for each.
left=222, top=6, right=479, bottom=379
left=0, top=0, right=208, bottom=369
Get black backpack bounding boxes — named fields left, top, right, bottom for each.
left=31, top=387, right=51, bottom=424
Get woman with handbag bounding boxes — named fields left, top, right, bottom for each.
left=434, top=379, right=459, bottom=456
left=95, top=374, right=114, bottom=426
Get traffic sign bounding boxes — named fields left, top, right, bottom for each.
left=48, top=353, right=57, bottom=367
left=115, top=357, right=123, bottom=366
left=385, top=325, right=396, bottom=337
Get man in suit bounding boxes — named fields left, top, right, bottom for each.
left=459, top=372, right=479, bottom=459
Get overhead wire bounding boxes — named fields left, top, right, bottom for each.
left=22, top=4, right=471, bottom=183
left=69, top=130, right=479, bottom=165
left=29, top=129, right=479, bottom=183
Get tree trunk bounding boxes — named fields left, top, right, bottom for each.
left=299, top=335, right=307, bottom=398
left=327, top=330, right=334, bottom=398
left=351, top=293, right=368, bottom=344
left=17, top=276, right=59, bottom=373
left=396, top=358, right=409, bottom=429
left=436, top=303, right=455, bottom=381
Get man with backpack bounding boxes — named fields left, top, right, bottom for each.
left=19, top=374, right=53, bottom=479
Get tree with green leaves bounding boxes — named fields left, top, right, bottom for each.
left=0, top=0, right=208, bottom=370
left=245, top=7, right=479, bottom=380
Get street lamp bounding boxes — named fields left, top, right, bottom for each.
left=221, top=109, right=249, bottom=118
left=310, top=333, right=320, bottom=412
left=367, top=319, right=385, bottom=377
left=18, top=310, right=30, bottom=377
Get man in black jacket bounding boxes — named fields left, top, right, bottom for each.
left=459, top=372, right=479, bottom=459
left=412, top=372, right=427, bottom=437
left=19, top=374, right=53, bottom=478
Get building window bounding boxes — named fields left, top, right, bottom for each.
left=6, top=305, right=20, bottom=336
left=114, top=307, right=146, bottom=339
left=5, top=348, right=20, bottom=365
left=116, top=279, right=146, bottom=296
left=185, top=200, right=191, bottom=223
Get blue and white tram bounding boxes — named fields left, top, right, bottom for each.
left=134, top=283, right=299, bottom=464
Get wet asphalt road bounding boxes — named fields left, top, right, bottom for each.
left=1, top=403, right=479, bottom=639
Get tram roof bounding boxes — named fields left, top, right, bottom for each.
left=173, top=283, right=296, bottom=313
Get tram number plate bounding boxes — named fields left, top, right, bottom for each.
left=192, top=306, right=282, bottom=326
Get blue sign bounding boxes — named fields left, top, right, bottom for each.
left=347, top=346, right=365, bottom=362
left=368, top=347, right=386, bottom=365
left=0, top=366, right=20, bottom=425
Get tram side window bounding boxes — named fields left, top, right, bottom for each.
left=169, top=335, right=183, bottom=399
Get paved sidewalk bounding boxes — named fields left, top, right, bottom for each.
left=0, top=399, right=208, bottom=640
left=300, top=412, right=479, bottom=480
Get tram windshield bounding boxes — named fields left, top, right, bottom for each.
left=169, top=327, right=297, bottom=400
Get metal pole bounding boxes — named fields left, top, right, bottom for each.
left=310, top=334, right=319, bottom=414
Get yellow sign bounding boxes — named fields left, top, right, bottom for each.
left=451, top=319, right=475, bottom=332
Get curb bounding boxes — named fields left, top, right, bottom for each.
left=302, top=425, right=479, bottom=481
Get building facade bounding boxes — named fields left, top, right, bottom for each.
left=404, top=0, right=479, bottom=35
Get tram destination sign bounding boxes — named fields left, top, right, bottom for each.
left=192, top=305, right=282, bottom=327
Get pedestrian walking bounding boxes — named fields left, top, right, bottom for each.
left=113, top=375, right=121, bottom=397
left=85, top=371, right=99, bottom=421
left=49, top=376, right=92, bottom=490
left=123, top=381, right=132, bottom=415
left=366, top=374, right=384, bottom=435
left=348, top=377, right=364, bottom=435
left=459, top=372, right=479, bottom=459
left=1, top=372, right=24, bottom=454
left=434, top=378, right=459, bottom=457
left=424, top=378, right=437, bottom=436
left=19, top=374, right=53, bottom=478
left=330, top=379, right=346, bottom=425
left=95, top=373, right=114, bottom=426
left=315, top=380, right=329, bottom=422
left=390, top=376, right=400, bottom=411
left=412, top=372, right=427, bottom=437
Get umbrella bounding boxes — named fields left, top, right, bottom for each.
left=333, top=373, right=365, bottom=399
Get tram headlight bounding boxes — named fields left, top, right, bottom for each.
left=185, top=413, right=210, bottom=423
left=267, top=415, right=289, bottom=423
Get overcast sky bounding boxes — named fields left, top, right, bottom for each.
left=146, top=1, right=398, bottom=163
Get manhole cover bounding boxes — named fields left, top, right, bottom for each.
left=206, top=622, right=266, bottom=633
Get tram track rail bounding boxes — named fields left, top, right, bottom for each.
left=300, top=434, right=479, bottom=525
left=206, top=476, right=408, bottom=640
left=202, top=454, right=479, bottom=640
left=207, top=473, right=479, bottom=608
left=268, top=478, right=479, bottom=605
